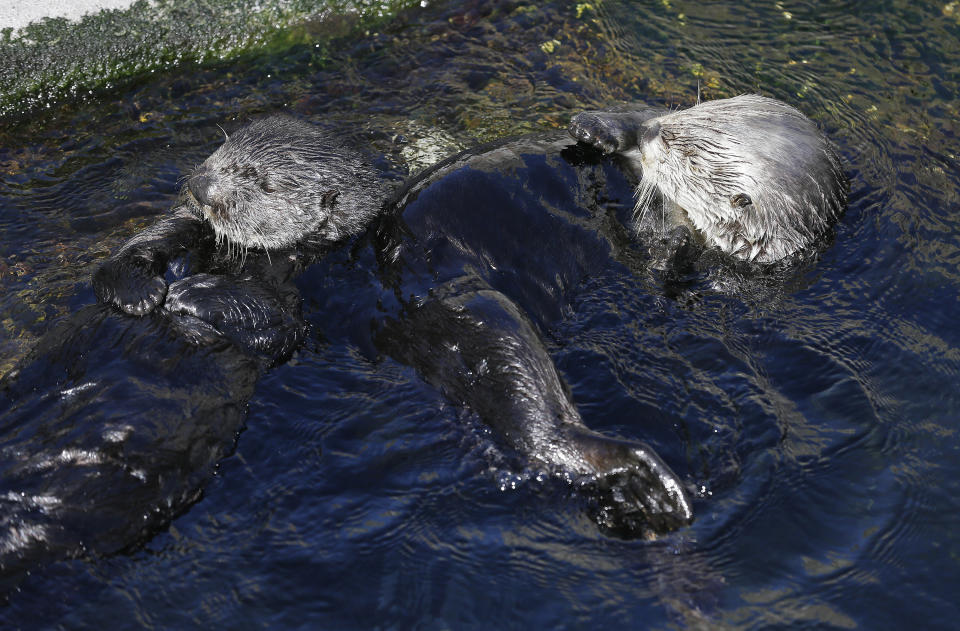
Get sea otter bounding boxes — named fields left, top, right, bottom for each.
left=569, top=95, right=846, bottom=263
left=0, top=118, right=384, bottom=580
left=0, top=96, right=846, bottom=574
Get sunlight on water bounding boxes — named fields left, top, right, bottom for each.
left=1, top=0, right=959, bottom=628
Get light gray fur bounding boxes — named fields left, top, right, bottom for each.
left=572, top=95, right=847, bottom=263
left=633, top=95, right=846, bottom=263
left=186, top=114, right=384, bottom=253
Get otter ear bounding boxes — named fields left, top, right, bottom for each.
left=730, top=193, right=752, bottom=209
left=321, top=189, right=340, bottom=207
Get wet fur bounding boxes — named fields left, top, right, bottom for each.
left=571, top=95, right=847, bottom=263
left=186, top=115, right=383, bottom=253
left=121, top=118, right=694, bottom=538
left=6, top=98, right=847, bottom=573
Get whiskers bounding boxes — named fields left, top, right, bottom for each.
left=211, top=220, right=249, bottom=269
left=177, top=188, right=203, bottom=220
left=250, top=223, right=273, bottom=265
left=209, top=216, right=276, bottom=269
left=632, top=172, right=660, bottom=232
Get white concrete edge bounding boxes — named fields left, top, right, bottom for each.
left=0, top=0, right=141, bottom=32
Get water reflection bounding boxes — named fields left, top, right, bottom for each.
left=1, top=0, right=959, bottom=628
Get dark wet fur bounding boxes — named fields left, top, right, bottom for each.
left=4, top=100, right=849, bottom=578
left=0, top=232, right=311, bottom=586
left=0, top=116, right=385, bottom=583
left=320, top=134, right=695, bottom=536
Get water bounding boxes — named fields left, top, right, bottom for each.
left=1, top=0, right=959, bottom=628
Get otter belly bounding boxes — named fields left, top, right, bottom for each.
left=387, top=136, right=640, bottom=320
left=0, top=305, right=257, bottom=578
left=0, top=265, right=304, bottom=580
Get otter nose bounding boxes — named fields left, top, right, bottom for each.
left=188, top=174, right=215, bottom=206
left=640, top=121, right=662, bottom=146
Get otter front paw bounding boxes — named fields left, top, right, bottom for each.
left=93, top=256, right=168, bottom=316
left=569, top=111, right=639, bottom=154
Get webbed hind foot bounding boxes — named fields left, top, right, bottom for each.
left=571, top=430, right=693, bottom=538
left=163, top=273, right=306, bottom=365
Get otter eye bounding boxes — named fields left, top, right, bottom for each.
left=730, top=193, right=752, bottom=208
left=259, top=179, right=274, bottom=194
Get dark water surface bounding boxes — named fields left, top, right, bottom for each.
left=1, top=0, right=959, bottom=628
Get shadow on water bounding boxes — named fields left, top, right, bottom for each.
left=1, top=0, right=959, bottom=628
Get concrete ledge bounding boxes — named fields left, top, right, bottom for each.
left=0, top=0, right=140, bottom=32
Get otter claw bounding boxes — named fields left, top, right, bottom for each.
left=569, top=113, right=619, bottom=153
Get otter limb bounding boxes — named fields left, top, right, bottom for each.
left=93, top=204, right=207, bottom=316
left=375, top=287, right=693, bottom=536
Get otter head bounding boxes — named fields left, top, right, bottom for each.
left=186, top=115, right=381, bottom=253
left=635, top=95, right=846, bottom=263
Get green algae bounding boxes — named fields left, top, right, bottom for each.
left=0, top=0, right=421, bottom=118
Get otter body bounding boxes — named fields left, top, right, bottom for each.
left=0, top=117, right=382, bottom=578
left=0, top=239, right=308, bottom=580
left=305, top=135, right=694, bottom=535
left=1, top=95, right=847, bottom=572
left=0, top=303, right=260, bottom=578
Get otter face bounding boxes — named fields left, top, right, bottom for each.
left=636, top=95, right=846, bottom=263
left=186, top=115, right=364, bottom=253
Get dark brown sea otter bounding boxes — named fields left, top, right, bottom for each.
left=1, top=96, right=846, bottom=577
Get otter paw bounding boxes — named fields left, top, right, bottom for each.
left=581, top=465, right=692, bottom=539
left=663, top=225, right=701, bottom=272
left=163, top=274, right=306, bottom=364
left=93, top=257, right=168, bottom=316
left=569, top=112, right=636, bottom=154
left=571, top=431, right=693, bottom=538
